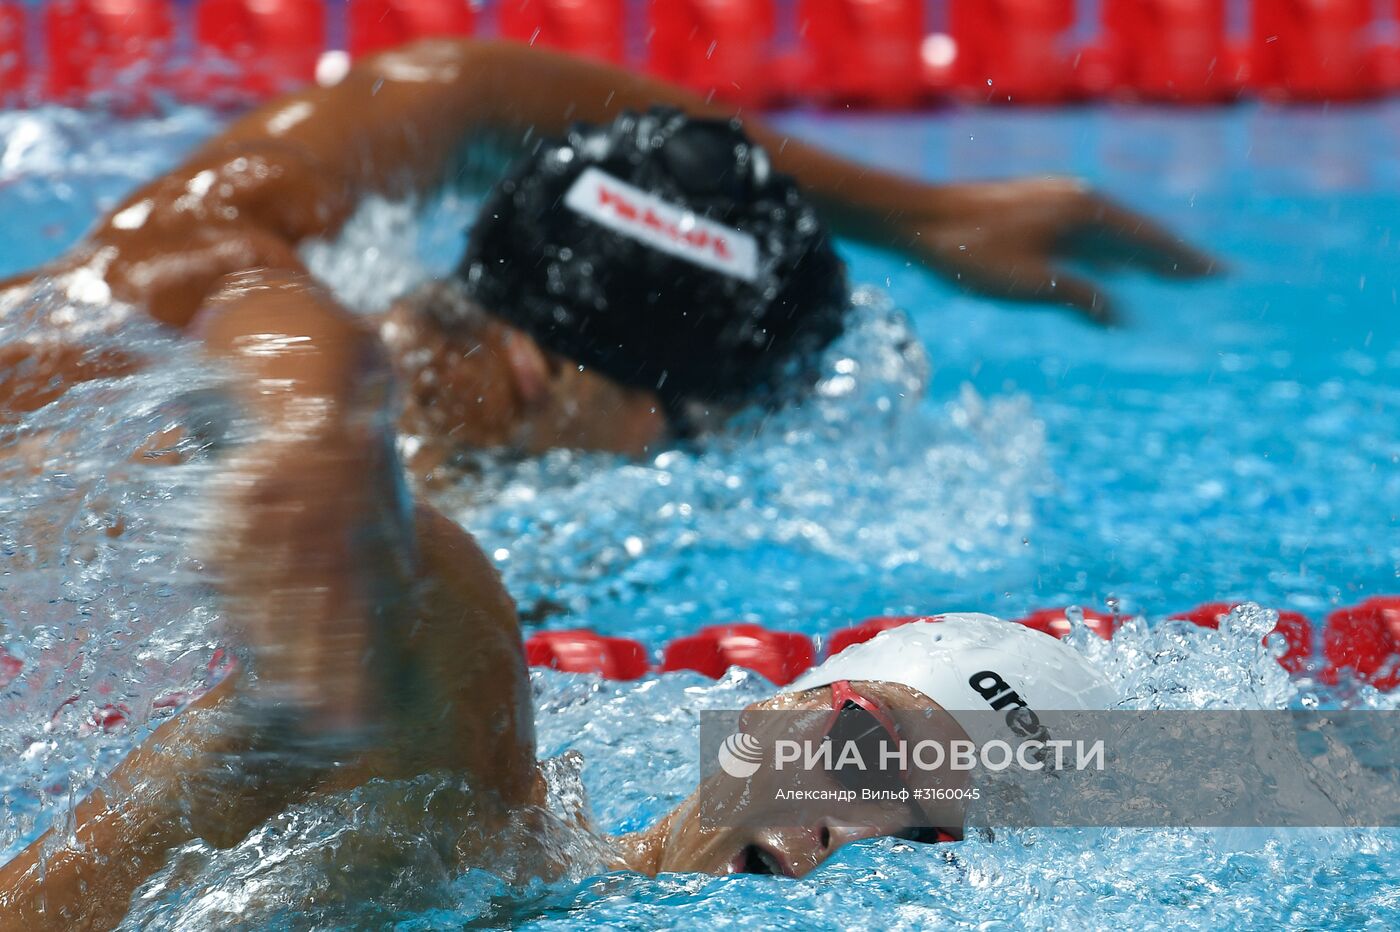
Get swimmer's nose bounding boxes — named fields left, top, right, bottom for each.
left=747, top=819, right=903, bottom=878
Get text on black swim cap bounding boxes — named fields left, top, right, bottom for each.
left=563, top=167, right=759, bottom=282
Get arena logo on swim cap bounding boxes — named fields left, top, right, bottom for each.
left=968, top=670, right=1053, bottom=744
left=563, top=167, right=759, bottom=282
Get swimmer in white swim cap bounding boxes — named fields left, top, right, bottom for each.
left=2, top=594, right=1119, bottom=925
left=788, top=612, right=1119, bottom=744
left=628, top=613, right=1118, bottom=877
left=5, top=596, right=1120, bottom=923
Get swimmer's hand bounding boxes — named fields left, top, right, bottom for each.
left=908, top=178, right=1216, bottom=323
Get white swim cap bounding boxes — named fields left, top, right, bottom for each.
left=786, top=613, right=1118, bottom=743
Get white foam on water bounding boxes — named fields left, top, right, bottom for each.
left=433, top=287, right=1045, bottom=639
left=0, top=282, right=232, bottom=858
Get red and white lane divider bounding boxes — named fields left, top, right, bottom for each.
left=5, top=1, right=1400, bottom=108
left=0, top=599, right=1392, bottom=741
left=523, top=597, right=1400, bottom=690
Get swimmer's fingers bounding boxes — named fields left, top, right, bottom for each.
left=1061, top=196, right=1217, bottom=279
left=1043, top=271, right=1114, bottom=323
left=940, top=249, right=1116, bottom=325
left=912, top=179, right=1207, bottom=321
left=1007, top=266, right=1115, bottom=325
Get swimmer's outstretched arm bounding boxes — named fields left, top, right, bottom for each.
left=195, top=268, right=538, bottom=787
left=375, top=40, right=1215, bottom=322
left=13, top=39, right=1210, bottom=327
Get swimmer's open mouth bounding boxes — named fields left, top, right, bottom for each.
left=898, top=826, right=953, bottom=845
left=732, top=844, right=788, bottom=877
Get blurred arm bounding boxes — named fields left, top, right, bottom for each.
left=0, top=270, right=540, bottom=929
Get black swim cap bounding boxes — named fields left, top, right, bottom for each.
left=458, top=107, right=849, bottom=418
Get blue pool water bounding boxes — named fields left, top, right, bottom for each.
left=1, top=101, right=1398, bottom=927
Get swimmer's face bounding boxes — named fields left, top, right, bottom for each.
left=649, top=682, right=968, bottom=878
left=381, top=283, right=667, bottom=462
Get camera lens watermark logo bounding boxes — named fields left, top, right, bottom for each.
left=717, top=732, right=764, bottom=778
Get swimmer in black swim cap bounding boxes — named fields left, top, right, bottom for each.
left=4, top=39, right=1211, bottom=467
left=459, top=107, right=849, bottom=432
left=381, top=107, right=851, bottom=467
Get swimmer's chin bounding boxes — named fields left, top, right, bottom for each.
left=606, top=809, right=775, bottom=878
left=606, top=810, right=681, bottom=876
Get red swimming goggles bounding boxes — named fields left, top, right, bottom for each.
left=821, top=680, right=959, bottom=844
left=821, top=680, right=910, bottom=790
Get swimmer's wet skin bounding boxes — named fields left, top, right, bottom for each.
left=0, top=38, right=1209, bottom=436
left=0, top=37, right=1204, bottom=929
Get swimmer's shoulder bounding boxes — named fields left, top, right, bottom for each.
left=93, top=137, right=352, bottom=251
left=69, top=141, right=352, bottom=326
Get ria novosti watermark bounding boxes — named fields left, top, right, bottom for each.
left=718, top=730, right=1103, bottom=778
left=698, top=710, right=1400, bottom=830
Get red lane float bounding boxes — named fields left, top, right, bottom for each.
left=525, top=629, right=649, bottom=680
left=1015, top=607, right=1119, bottom=641
left=1100, top=0, right=1241, bottom=103
left=0, top=2, right=24, bottom=98
left=51, top=695, right=131, bottom=733
left=1170, top=602, right=1313, bottom=673
left=661, top=623, right=814, bottom=685
left=43, top=0, right=174, bottom=103
left=1322, top=597, right=1400, bottom=690
left=1250, top=0, right=1381, bottom=101
left=0, top=646, right=21, bottom=688
left=92, top=702, right=130, bottom=732
left=949, top=0, right=1076, bottom=104
left=503, top=0, right=624, bottom=65
left=348, top=0, right=473, bottom=59
left=525, top=600, right=1400, bottom=691
left=194, top=0, right=325, bottom=100
left=14, top=1, right=1400, bottom=109
left=648, top=0, right=773, bottom=106
left=797, top=0, right=922, bottom=107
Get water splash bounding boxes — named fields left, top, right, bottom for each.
left=434, top=288, right=1045, bottom=642
left=299, top=190, right=481, bottom=315
left=0, top=284, right=231, bottom=857
left=119, top=762, right=613, bottom=931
